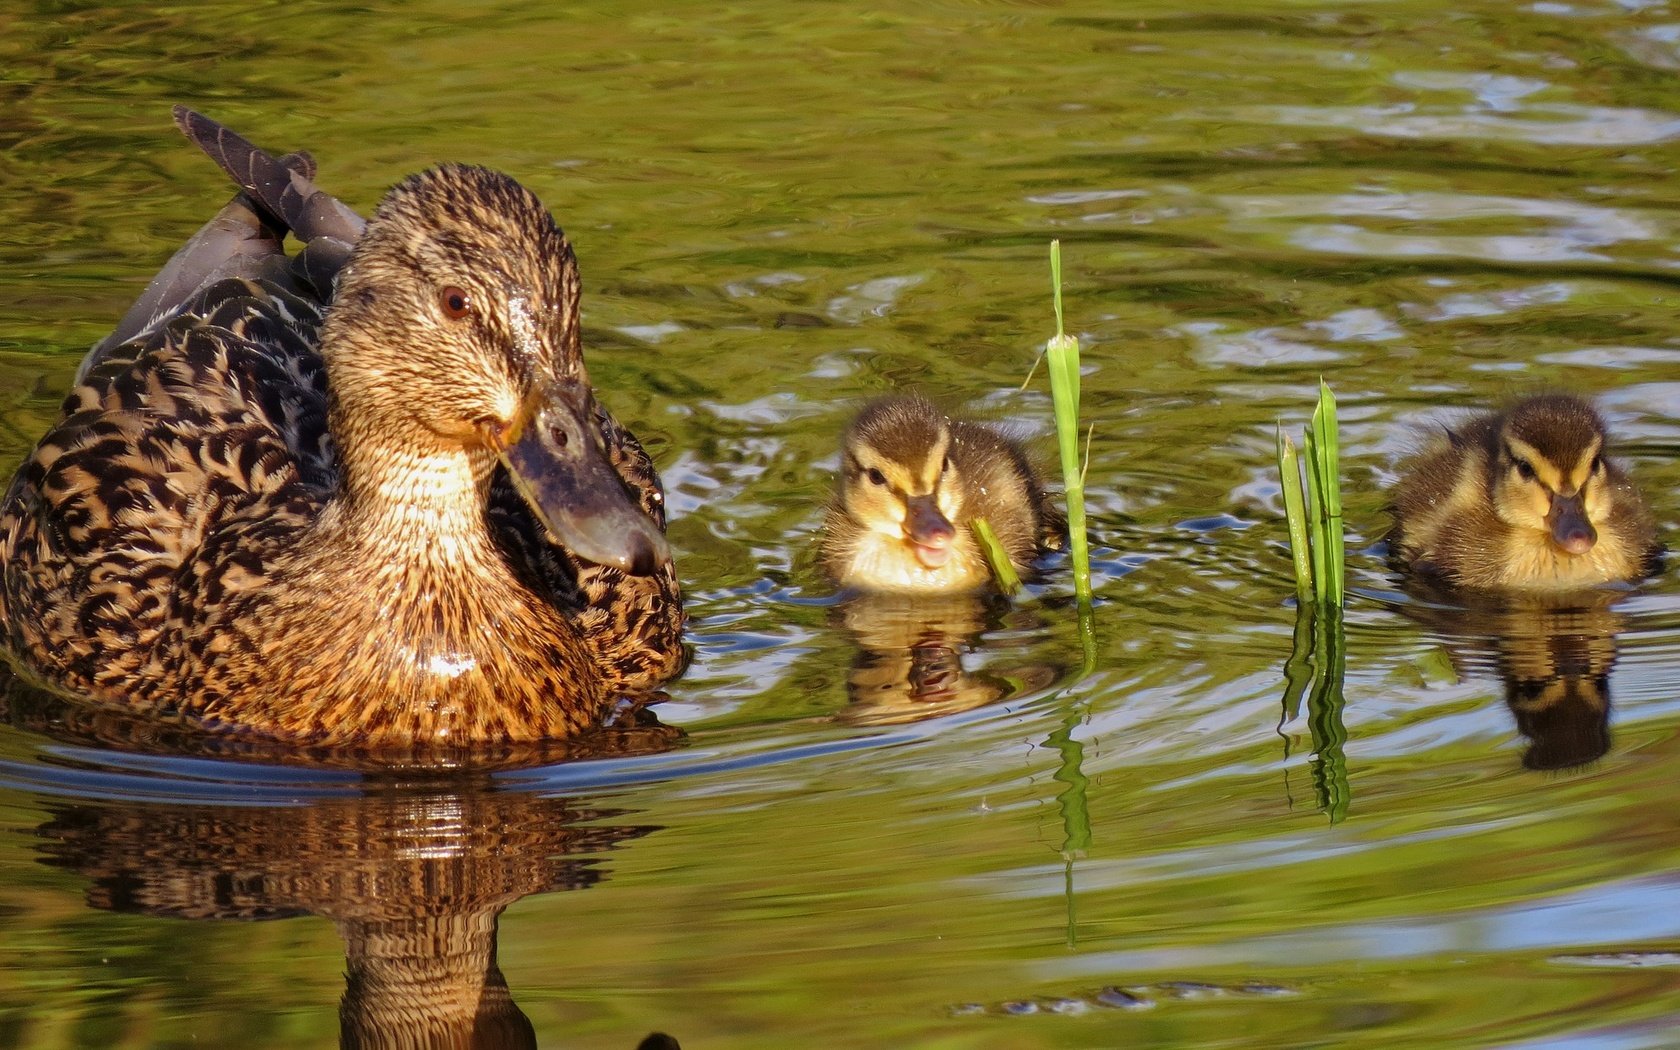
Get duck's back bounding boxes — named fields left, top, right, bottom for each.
left=948, top=419, right=1059, bottom=565
left=0, top=276, right=332, bottom=694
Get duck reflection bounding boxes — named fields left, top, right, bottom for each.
left=834, top=590, right=1056, bottom=726
left=1403, top=587, right=1626, bottom=770
left=0, top=662, right=683, bottom=1048
left=34, top=780, right=678, bottom=1049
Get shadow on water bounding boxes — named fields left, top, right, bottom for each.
left=1277, top=582, right=1634, bottom=821
left=0, top=670, right=694, bottom=1047
left=1276, top=601, right=1350, bottom=824
left=831, top=590, right=1059, bottom=727
left=1400, top=586, right=1627, bottom=772
left=27, top=768, right=682, bottom=1050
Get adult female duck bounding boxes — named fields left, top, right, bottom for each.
left=0, top=109, right=684, bottom=749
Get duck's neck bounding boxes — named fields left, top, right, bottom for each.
left=325, top=407, right=502, bottom=567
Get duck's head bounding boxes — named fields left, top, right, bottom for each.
left=1490, top=395, right=1614, bottom=558
left=322, top=164, right=667, bottom=575
left=837, top=396, right=967, bottom=571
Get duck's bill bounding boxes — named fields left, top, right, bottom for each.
left=497, top=382, right=670, bottom=576
left=904, top=495, right=956, bottom=570
left=1546, top=493, right=1598, bottom=556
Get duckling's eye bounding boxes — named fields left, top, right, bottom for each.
left=440, top=286, right=474, bottom=320
left=1513, top=458, right=1537, bottom=482
left=1590, top=454, right=1605, bottom=475
left=865, top=467, right=887, bottom=486
left=942, top=454, right=952, bottom=473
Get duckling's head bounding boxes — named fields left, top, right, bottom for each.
left=322, top=164, right=666, bottom=574
left=837, top=395, right=967, bottom=571
left=1489, top=395, right=1614, bottom=557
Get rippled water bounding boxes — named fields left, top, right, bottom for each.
left=2, top=2, right=1680, bottom=1047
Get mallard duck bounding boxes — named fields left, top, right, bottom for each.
left=820, top=394, right=1060, bottom=593
left=1389, top=394, right=1660, bottom=592
left=0, top=108, right=685, bottom=749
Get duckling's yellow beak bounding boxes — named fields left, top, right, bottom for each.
left=495, top=379, right=671, bottom=576
left=1547, top=492, right=1597, bottom=556
left=904, top=494, right=956, bottom=570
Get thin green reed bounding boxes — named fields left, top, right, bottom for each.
left=1275, top=431, right=1312, bottom=605
left=1043, top=241, right=1095, bottom=935
left=1278, top=381, right=1344, bottom=607
left=1275, top=381, right=1351, bottom=823
left=1309, top=381, right=1345, bottom=604
left=971, top=518, right=1022, bottom=596
left=1047, top=241, right=1092, bottom=610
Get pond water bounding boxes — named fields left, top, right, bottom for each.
left=2, top=1, right=1680, bottom=1047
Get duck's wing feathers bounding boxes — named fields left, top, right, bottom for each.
left=82, top=108, right=356, bottom=381
left=1, top=276, right=331, bottom=684
left=173, top=108, right=366, bottom=260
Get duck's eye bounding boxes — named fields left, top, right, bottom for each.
left=942, top=454, right=952, bottom=473
left=440, top=286, right=474, bottom=320
left=1590, top=454, right=1605, bottom=475
left=1513, top=458, right=1537, bottom=482
left=865, top=467, right=887, bottom=486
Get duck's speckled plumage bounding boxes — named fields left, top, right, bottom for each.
left=1388, top=394, right=1660, bottom=592
left=821, top=395, right=1061, bottom=593
left=0, top=109, right=685, bottom=749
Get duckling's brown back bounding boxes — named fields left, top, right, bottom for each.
left=948, top=419, right=1053, bottom=565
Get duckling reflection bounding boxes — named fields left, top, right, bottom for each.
left=31, top=778, right=678, bottom=1048
left=821, top=395, right=1062, bottom=594
left=1389, top=394, right=1660, bottom=592
left=835, top=590, right=1056, bottom=725
left=1403, top=588, right=1626, bottom=770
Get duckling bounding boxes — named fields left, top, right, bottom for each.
left=1389, top=394, right=1660, bottom=592
left=0, top=108, right=684, bottom=750
left=821, top=395, right=1060, bottom=593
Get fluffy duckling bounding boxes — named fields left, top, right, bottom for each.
left=1389, top=394, right=1660, bottom=592
left=821, top=395, right=1060, bottom=593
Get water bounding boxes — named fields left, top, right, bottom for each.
left=2, top=1, right=1680, bottom=1046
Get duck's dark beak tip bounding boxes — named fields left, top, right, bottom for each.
left=498, top=381, right=671, bottom=576
left=626, top=532, right=660, bottom=578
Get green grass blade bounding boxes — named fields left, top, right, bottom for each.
left=1276, top=426, right=1313, bottom=603
left=1310, top=381, right=1345, bottom=604
left=1303, top=429, right=1329, bottom=607
left=971, top=518, right=1022, bottom=595
left=1051, top=239, right=1066, bottom=338
left=1046, top=241, right=1091, bottom=608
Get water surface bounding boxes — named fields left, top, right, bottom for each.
left=2, top=2, right=1680, bottom=1047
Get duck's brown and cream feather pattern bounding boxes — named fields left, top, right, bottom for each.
left=0, top=110, right=683, bottom=749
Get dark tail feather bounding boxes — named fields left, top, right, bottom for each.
left=172, top=105, right=366, bottom=246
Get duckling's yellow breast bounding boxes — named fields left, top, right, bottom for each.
left=838, top=530, right=989, bottom=594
